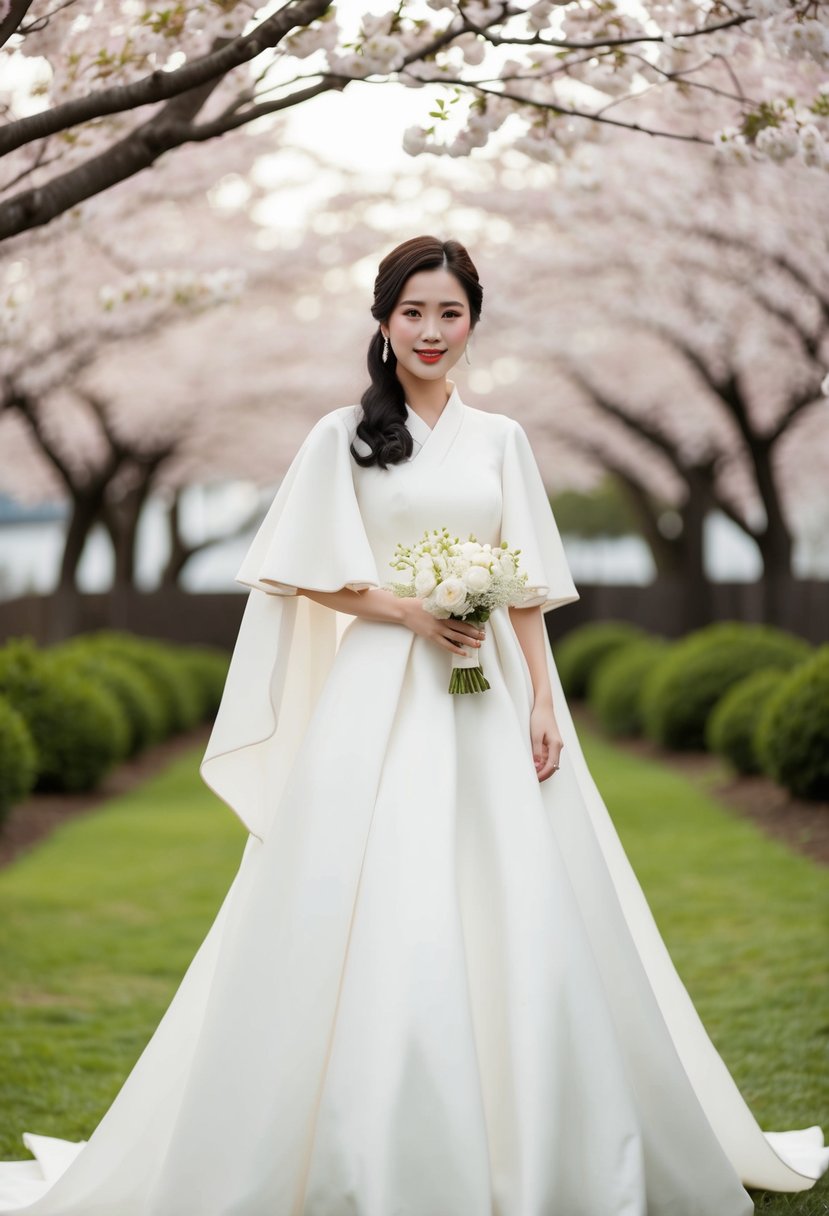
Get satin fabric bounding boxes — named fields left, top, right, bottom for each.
left=0, top=383, right=826, bottom=1214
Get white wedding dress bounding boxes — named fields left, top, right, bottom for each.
left=0, top=384, right=826, bottom=1215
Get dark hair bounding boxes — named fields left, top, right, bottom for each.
left=350, top=235, right=483, bottom=469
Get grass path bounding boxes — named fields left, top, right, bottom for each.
left=0, top=730, right=826, bottom=1212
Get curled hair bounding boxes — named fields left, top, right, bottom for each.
left=351, top=235, right=483, bottom=469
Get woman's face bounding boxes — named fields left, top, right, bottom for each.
left=381, top=267, right=472, bottom=385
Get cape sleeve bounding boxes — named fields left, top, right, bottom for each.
left=235, top=410, right=380, bottom=596
left=200, top=408, right=381, bottom=841
left=499, top=417, right=580, bottom=614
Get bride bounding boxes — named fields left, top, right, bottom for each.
left=0, top=235, right=826, bottom=1215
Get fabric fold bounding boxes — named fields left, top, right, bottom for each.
left=202, top=408, right=381, bottom=840
left=499, top=418, right=580, bottom=614
left=236, top=409, right=380, bottom=597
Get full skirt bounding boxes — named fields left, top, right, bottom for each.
left=0, top=608, right=825, bottom=1214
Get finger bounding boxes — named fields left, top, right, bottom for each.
left=537, top=760, right=558, bottom=781
left=452, top=623, right=484, bottom=640
left=440, top=634, right=474, bottom=655
left=449, top=630, right=482, bottom=648
left=539, top=748, right=563, bottom=782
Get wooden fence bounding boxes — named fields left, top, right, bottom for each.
left=1, top=579, right=826, bottom=649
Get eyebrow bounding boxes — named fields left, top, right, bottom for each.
left=399, top=299, right=466, bottom=307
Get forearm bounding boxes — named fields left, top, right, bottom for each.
left=297, top=586, right=409, bottom=625
left=508, top=604, right=555, bottom=709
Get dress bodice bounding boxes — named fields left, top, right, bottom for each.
left=350, top=384, right=505, bottom=587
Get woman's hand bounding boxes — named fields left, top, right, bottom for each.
left=530, top=700, right=564, bottom=782
left=400, top=597, right=486, bottom=656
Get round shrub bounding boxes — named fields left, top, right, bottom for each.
left=176, top=646, right=230, bottom=719
left=555, top=621, right=650, bottom=700
left=80, top=632, right=202, bottom=735
left=705, top=667, right=789, bottom=775
left=0, top=638, right=130, bottom=792
left=0, top=694, right=37, bottom=822
left=642, top=622, right=811, bottom=752
left=755, top=646, right=829, bottom=800
left=50, top=644, right=165, bottom=756
left=589, top=638, right=670, bottom=738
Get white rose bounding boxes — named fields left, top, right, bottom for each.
left=464, top=566, right=492, bottom=593
left=499, top=552, right=515, bottom=575
left=415, top=556, right=434, bottom=570
left=434, top=578, right=469, bottom=614
left=415, top=569, right=437, bottom=596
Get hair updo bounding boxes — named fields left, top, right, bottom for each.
left=350, top=235, right=483, bottom=469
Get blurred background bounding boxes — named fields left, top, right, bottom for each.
left=2, top=0, right=828, bottom=652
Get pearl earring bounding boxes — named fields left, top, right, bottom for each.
left=464, top=343, right=472, bottom=365
left=382, top=334, right=389, bottom=364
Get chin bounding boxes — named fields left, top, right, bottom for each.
left=408, top=359, right=458, bottom=379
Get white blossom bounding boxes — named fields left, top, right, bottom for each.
left=783, top=19, right=829, bottom=66
left=402, top=125, right=430, bottom=156
left=799, top=123, right=826, bottom=168
left=713, top=126, right=752, bottom=166
left=360, top=33, right=405, bottom=74
left=415, top=569, right=438, bottom=595
left=755, top=122, right=801, bottom=162
left=464, top=566, right=492, bottom=592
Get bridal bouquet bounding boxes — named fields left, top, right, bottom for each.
left=384, top=526, right=530, bottom=694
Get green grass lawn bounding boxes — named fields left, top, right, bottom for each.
left=0, top=729, right=826, bottom=1214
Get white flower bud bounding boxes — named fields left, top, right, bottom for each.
left=402, top=126, right=429, bottom=156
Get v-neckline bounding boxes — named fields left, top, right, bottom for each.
left=405, top=381, right=459, bottom=446
left=401, top=381, right=465, bottom=470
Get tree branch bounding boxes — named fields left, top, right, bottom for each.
left=0, top=0, right=35, bottom=49
left=188, top=75, right=343, bottom=139
left=0, top=0, right=332, bottom=157
left=466, top=11, right=751, bottom=51
left=469, top=83, right=711, bottom=146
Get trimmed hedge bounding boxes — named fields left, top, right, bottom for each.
left=51, top=644, right=166, bottom=756
left=555, top=621, right=649, bottom=700
left=642, top=622, right=810, bottom=752
left=77, top=632, right=204, bottom=735
left=755, top=646, right=829, bottom=800
left=0, top=631, right=231, bottom=819
left=176, top=646, right=231, bottom=719
left=0, top=695, right=37, bottom=823
left=705, top=667, right=789, bottom=775
left=589, top=638, right=670, bottom=738
left=0, top=639, right=130, bottom=792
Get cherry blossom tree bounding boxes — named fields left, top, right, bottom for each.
left=456, top=141, right=829, bottom=627
left=277, top=137, right=827, bottom=628
left=1, top=127, right=826, bottom=632
left=1, top=0, right=828, bottom=240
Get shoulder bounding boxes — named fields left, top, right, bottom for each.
left=296, top=405, right=362, bottom=457
left=304, top=404, right=360, bottom=438
left=461, top=404, right=528, bottom=446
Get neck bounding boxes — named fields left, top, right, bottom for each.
left=396, top=368, right=453, bottom=418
